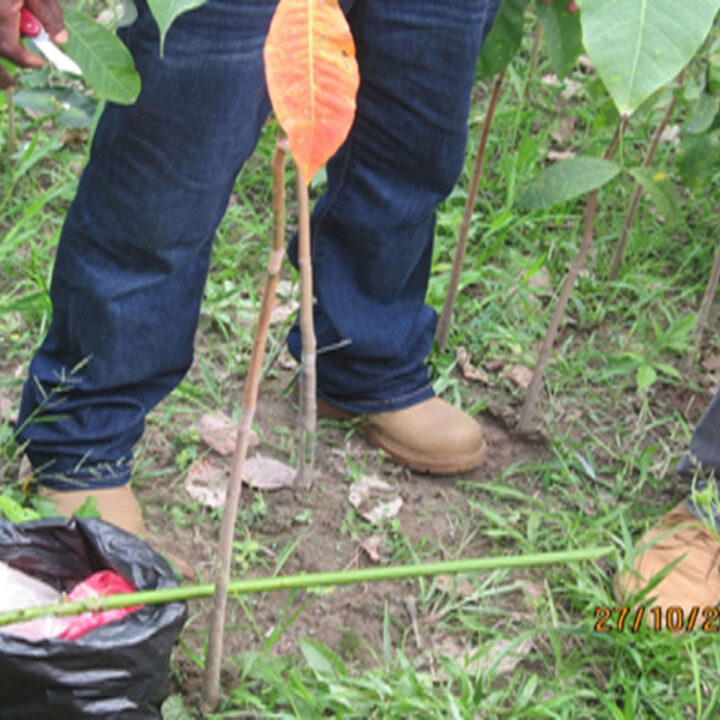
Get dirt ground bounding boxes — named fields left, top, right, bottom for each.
left=132, top=337, right=715, bottom=707
left=132, top=352, right=553, bottom=703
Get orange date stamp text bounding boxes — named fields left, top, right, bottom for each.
left=594, top=605, right=720, bottom=632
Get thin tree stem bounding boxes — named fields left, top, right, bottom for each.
left=295, top=168, right=316, bottom=489
left=0, top=545, right=613, bottom=628
left=608, top=70, right=685, bottom=280
left=436, top=71, right=505, bottom=350
left=519, top=116, right=629, bottom=433
left=201, top=140, right=287, bottom=712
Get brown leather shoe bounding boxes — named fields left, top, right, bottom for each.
left=614, top=502, right=720, bottom=620
left=39, top=484, right=195, bottom=580
left=39, top=484, right=147, bottom=536
left=318, top=396, right=487, bottom=474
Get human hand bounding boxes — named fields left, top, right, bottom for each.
left=0, top=0, right=66, bottom=88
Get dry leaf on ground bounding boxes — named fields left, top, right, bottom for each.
left=244, top=456, right=295, bottom=490
left=348, top=476, right=403, bottom=524
left=540, top=74, right=581, bottom=99
left=0, top=395, right=14, bottom=424
left=185, top=457, right=228, bottom=508
left=277, top=347, right=297, bottom=371
left=361, top=498, right=403, bottom=524
left=456, top=347, right=494, bottom=386
left=270, top=297, right=299, bottom=325
left=660, top=124, right=680, bottom=144
left=197, top=412, right=259, bottom=456
left=436, top=574, right=476, bottom=598
left=522, top=266, right=551, bottom=290
left=506, top=364, right=534, bottom=390
left=550, top=116, right=576, bottom=144
left=359, top=535, right=385, bottom=563
left=348, top=475, right=393, bottom=505
left=577, top=54, right=594, bottom=72
left=547, top=149, right=576, bottom=162
left=186, top=455, right=295, bottom=508
left=702, top=354, right=720, bottom=372
left=433, top=634, right=535, bottom=680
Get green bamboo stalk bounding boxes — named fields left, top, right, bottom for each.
left=0, top=546, right=613, bottom=628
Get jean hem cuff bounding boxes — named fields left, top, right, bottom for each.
left=319, top=382, right=435, bottom=415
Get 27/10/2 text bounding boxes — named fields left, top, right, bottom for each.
left=594, top=606, right=720, bottom=633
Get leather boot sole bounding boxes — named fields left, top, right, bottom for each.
left=317, top=397, right=488, bottom=474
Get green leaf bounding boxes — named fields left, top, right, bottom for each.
left=0, top=495, right=41, bottom=523
left=536, top=0, right=583, bottom=79
left=13, top=87, right=97, bottom=128
left=516, top=157, right=621, bottom=210
left=161, top=695, right=193, bottom=720
left=476, top=0, right=529, bottom=80
left=685, top=92, right=720, bottom=135
left=579, top=0, right=720, bottom=114
left=636, top=364, right=657, bottom=391
left=148, top=0, right=208, bottom=56
left=655, top=362, right=682, bottom=379
left=300, top=637, right=346, bottom=680
left=628, top=167, right=678, bottom=222
left=677, top=132, right=720, bottom=192
left=73, top=495, right=101, bottom=519
left=63, top=7, right=141, bottom=105
left=593, top=97, right=621, bottom=130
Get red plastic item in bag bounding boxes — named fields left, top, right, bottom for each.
left=59, top=570, right=143, bottom=641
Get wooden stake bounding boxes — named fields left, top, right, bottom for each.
left=436, top=72, right=504, bottom=350
left=519, top=116, right=629, bottom=433
left=295, top=167, right=317, bottom=489
left=201, top=139, right=288, bottom=712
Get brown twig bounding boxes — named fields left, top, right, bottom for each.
left=608, top=70, right=686, bottom=279
left=294, top=167, right=316, bottom=489
left=201, top=139, right=288, bottom=711
left=519, top=116, right=629, bottom=433
left=436, top=71, right=504, bottom=350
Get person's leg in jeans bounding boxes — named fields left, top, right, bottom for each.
left=17, top=0, right=501, bottom=530
left=288, top=0, right=502, bottom=472
left=16, top=0, right=278, bottom=529
left=615, top=384, right=720, bottom=617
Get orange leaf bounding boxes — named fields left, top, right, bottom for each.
left=264, top=0, right=359, bottom=183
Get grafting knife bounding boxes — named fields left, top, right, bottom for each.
left=20, top=8, right=81, bottom=75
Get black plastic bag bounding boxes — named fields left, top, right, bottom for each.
left=0, top=517, right=187, bottom=719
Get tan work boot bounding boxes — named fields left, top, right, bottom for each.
left=614, top=502, right=720, bottom=619
left=318, top=396, right=487, bottom=473
left=39, top=484, right=147, bottom=536
left=38, top=484, right=195, bottom=580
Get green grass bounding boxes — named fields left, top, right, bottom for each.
left=2, top=12, right=720, bottom=720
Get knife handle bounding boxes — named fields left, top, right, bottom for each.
left=20, top=8, right=42, bottom=38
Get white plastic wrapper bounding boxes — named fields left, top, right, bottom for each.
left=0, top=560, right=66, bottom=640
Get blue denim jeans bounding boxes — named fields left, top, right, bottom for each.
left=17, top=0, right=501, bottom=489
